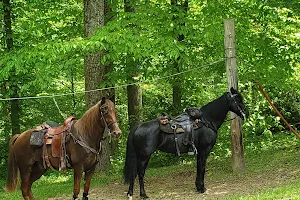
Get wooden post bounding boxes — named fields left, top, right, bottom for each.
left=224, top=19, right=245, bottom=172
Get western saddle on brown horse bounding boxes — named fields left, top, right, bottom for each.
left=31, top=116, right=76, bottom=171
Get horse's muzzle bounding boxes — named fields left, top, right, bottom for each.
left=111, top=130, right=122, bottom=139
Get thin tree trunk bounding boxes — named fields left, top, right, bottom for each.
left=10, top=88, right=20, bottom=135
left=171, top=0, right=188, bottom=114
left=172, top=76, right=181, bottom=112
left=3, top=0, right=21, bottom=136
left=172, top=61, right=181, bottom=112
left=127, top=83, right=142, bottom=129
left=125, top=0, right=143, bottom=130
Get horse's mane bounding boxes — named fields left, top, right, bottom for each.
left=75, top=102, right=103, bottom=136
left=200, top=93, right=228, bottom=114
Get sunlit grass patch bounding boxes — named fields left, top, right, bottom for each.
left=226, top=180, right=300, bottom=200
left=36, top=172, right=72, bottom=185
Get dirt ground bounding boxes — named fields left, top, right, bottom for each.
left=48, top=166, right=300, bottom=200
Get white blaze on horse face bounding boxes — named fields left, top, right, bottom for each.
left=128, top=194, right=133, bottom=200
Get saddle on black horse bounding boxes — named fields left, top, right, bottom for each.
left=157, top=108, right=205, bottom=156
left=30, top=116, right=76, bottom=171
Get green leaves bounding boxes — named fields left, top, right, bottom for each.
left=0, top=0, right=299, bottom=139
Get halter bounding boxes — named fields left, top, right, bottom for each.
left=70, top=102, right=118, bottom=157
left=229, top=92, right=246, bottom=120
left=99, top=103, right=118, bottom=136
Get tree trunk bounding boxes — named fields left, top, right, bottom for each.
left=3, top=0, right=21, bottom=136
left=125, top=0, right=143, bottom=130
left=127, top=83, right=142, bottom=130
left=10, top=88, right=20, bottom=135
left=172, top=76, right=181, bottom=112
left=172, top=61, right=181, bottom=113
left=171, top=0, right=188, bottom=114
left=84, top=0, right=113, bottom=171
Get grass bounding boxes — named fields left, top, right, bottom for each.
left=0, top=171, right=118, bottom=200
left=1, top=133, right=300, bottom=199
left=226, top=180, right=300, bottom=200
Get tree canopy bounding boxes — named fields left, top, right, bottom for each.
left=0, top=0, right=299, bottom=174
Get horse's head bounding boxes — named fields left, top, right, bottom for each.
left=99, top=96, right=122, bottom=138
left=227, top=87, right=249, bottom=120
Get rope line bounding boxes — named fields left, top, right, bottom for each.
left=52, top=95, right=67, bottom=119
left=0, top=58, right=224, bottom=101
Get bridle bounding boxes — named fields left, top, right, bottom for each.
left=69, top=102, right=119, bottom=157
left=99, top=103, right=118, bottom=136
left=228, top=92, right=246, bottom=121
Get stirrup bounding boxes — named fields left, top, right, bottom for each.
left=188, top=147, right=194, bottom=155
left=188, top=143, right=198, bottom=155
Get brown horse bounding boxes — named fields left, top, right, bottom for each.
left=5, top=96, right=122, bottom=200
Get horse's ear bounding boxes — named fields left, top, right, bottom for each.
left=109, top=95, right=115, bottom=103
left=101, top=97, right=106, bottom=105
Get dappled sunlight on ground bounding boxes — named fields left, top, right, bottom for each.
left=48, top=165, right=300, bottom=200
left=48, top=148, right=300, bottom=200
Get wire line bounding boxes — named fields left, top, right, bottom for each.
left=0, top=58, right=224, bottom=101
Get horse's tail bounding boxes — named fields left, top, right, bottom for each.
left=124, top=126, right=138, bottom=184
left=4, top=134, right=20, bottom=192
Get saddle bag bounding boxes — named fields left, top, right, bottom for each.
left=30, top=130, right=46, bottom=147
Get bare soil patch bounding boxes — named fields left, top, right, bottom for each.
left=48, top=165, right=300, bottom=200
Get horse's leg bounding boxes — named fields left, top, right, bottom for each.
left=127, top=171, right=136, bottom=199
left=137, top=155, right=150, bottom=199
left=20, top=167, right=32, bottom=200
left=82, top=166, right=96, bottom=200
left=73, top=165, right=83, bottom=200
left=195, top=150, right=208, bottom=193
left=27, top=182, right=34, bottom=200
left=28, top=162, right=47, bottom=200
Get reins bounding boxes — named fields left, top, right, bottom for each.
left=69, top=132, right=101, bottom=155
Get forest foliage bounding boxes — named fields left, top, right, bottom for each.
left=0, top=0, right=299, bottom=175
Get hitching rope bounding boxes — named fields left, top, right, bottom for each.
left=0, top=58, right=225, bottom=101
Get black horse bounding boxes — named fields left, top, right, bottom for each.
left=124, top=87, right=248, bottom=199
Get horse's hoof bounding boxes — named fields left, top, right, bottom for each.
left=140, top=194, right=149, bottom=199
left=197, top=187, right=206, bottom=193
left=127, top=194, right=133, bottom=200
left=82, top=192, right=88, bottom=200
